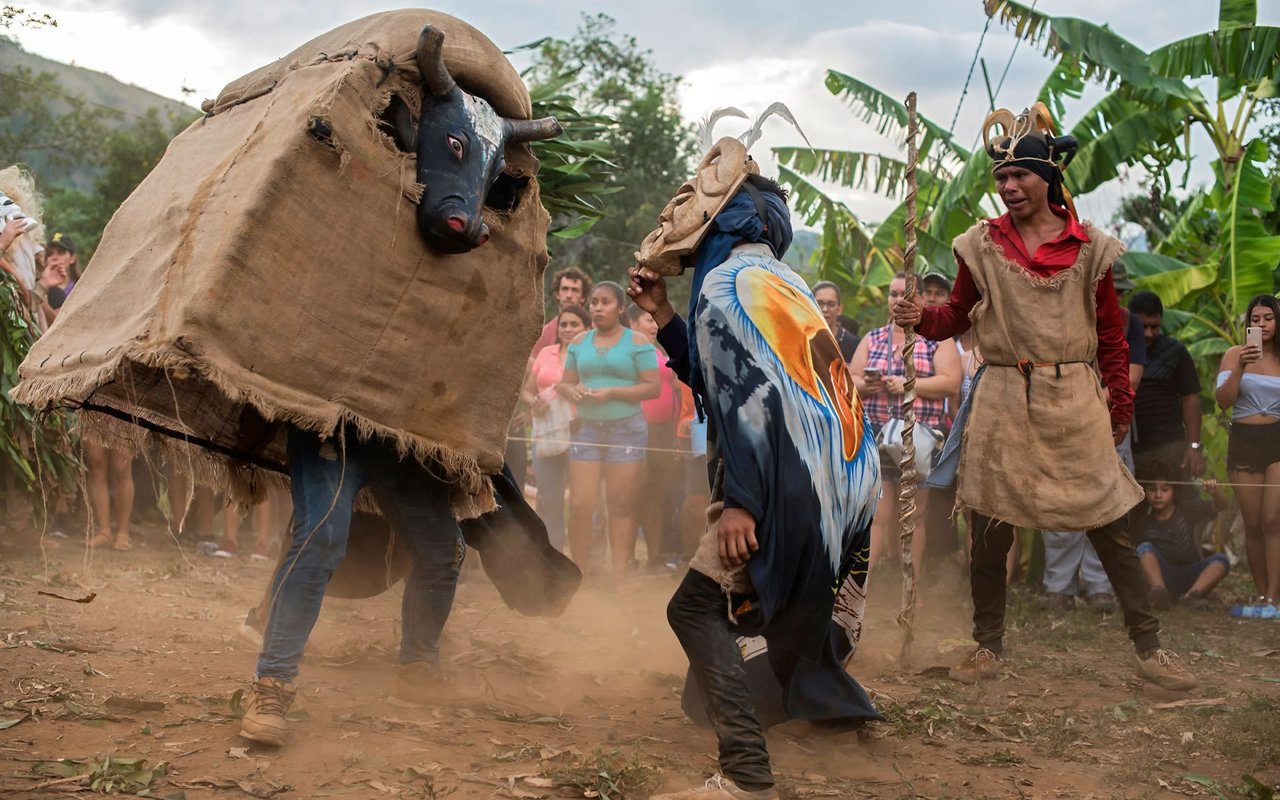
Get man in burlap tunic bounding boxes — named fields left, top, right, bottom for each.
left=894, top=104, right=1197, bottom=692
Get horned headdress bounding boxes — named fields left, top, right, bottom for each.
left=982, top=102, right=1079, bottom=218
left=635, top=104, right=808, bottom=275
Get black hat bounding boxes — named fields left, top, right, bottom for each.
left=921, top=272, right=951, bottom=291
left=45, top=232, right=76, bottom=254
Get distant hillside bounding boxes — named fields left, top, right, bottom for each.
left=0, top=36, right=199, bottom=188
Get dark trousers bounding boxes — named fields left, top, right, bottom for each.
left=970, top=513, right=1161, bottom=655
left=667, top=571, right=773, bottom=789
left=924, top=482, right=960, bottom=567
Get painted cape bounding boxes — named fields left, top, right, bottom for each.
left=678, top=244, right=882, bottom=722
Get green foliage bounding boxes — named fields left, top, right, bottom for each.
left=0, top=273, right=77, bottom=498
left=0, top=5, right=55, bottom=29
left=524, top=14, right=698, bottom=289
left=1211, top=138, right=1280, bottom=326
left=527, top=67, right=620, bottom=242
left=40, top=107, right=196, bottom=260
left=0, top=64, right=119, bottom=179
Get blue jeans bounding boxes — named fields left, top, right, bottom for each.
left=1136, top=542, right=1231, bottom=598
left=532, top=451, right=568, bottom=550
left=256, top=426, right=465, bottom=681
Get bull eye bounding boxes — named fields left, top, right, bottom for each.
left=447, top=134, right=465, bottom=159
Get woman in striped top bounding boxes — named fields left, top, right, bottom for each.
left=851, top=273, right=961, bottom=580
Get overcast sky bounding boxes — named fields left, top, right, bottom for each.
left=9, top=1, right=1280, bottom=226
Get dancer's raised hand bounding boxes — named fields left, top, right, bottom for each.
left=627, top=265, right=675, bottom=327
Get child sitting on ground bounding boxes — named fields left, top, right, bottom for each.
left=1134, top=477, right=1231, bottom=609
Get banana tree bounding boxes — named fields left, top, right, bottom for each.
left=780, top=0, right=1279, bottom=332
left=987, top=0, right=1280, bottom=344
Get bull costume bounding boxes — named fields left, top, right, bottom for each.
left=11, top=11, right=580, bottom=748
left=894, top=105, right=1197, bottom=690
left=629, top=135, right=881, bottom=800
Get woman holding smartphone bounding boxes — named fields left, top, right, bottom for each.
left=1215, top=294, right=1280, bottom=605
left=851, top=273, right=961, bottom=578
left=557, top=282, right=661, bottom=579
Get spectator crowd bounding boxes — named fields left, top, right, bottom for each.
left=507, top=265, right=1279, bottom=615
left=2, top=200, right=1278, bottom=614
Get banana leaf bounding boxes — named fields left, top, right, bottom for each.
left=1037, top=54, right=1088, bottom=122
left=1212, top=138, right=1280, bottom=319
left=1149, top=26, right=1280, bottom=101
left=777, top=165, right=889, bottom=288
left=1219, top=0, right=1257, bottom=28
left=823, top=70, right=968, bottom=162
left=984, top=0, right=1200, bottom=101
left=1066, top=90, right=1188, bottom=196
left=1156, top=191, right=1209, bottom=253
left=1118, top=252, right=1218, bottom=307
left=774, top=147, right=949, bottom=198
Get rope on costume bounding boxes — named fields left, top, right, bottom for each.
left=896, top=91, right=921, bottom=666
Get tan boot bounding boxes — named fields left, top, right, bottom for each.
left=650, top=774, right=779, bottom=800
left=238, top=676, right=296, bottom=746
left=947, top=647, right=1002, bottom=685
left=1136, top=649, right=1198, bottom=691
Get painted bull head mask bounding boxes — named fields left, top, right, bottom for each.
left=384, top=25, right=562, bottom=254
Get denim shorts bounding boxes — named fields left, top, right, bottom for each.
left=570, top=413, right=648, bottom=463
left=1136, top=542, right=1230, bottom=598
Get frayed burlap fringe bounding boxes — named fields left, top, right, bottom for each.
left=12, top=344, right=498, bottom=520
left=977, top=220, right=1094, bottom=292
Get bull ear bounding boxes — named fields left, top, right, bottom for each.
left=505, top=117, right=563, bottom=143
left=416, top=25, right=456, bottom=97
left=380, top=94, right=417, bottom=153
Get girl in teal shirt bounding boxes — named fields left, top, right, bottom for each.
left=558, top=281, right=660, bottom=578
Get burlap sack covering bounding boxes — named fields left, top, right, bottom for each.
left=12, top=10, right=549, bottom=518
left=952, top=221, right=1143, bottom=531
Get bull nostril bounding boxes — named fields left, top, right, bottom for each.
left=446, top=216, right=466, bottom=232
left=477, top=231, right=490, bottom=246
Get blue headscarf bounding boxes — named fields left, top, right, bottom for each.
left=687, top=185, right=793, bottom=410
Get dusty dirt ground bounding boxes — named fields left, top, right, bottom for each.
left=1, top=521, right=1278, bottom=800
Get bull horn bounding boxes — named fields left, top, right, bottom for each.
left=416, top=25, right=456, bottom=97
left=505, top=117, right=563, bottom=143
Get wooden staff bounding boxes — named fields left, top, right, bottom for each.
left=896, top=91, right=920, bottom=664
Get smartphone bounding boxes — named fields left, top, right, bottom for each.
left=863, top=367, right=883, bottom=381
left=1247, top=326, right=1263, bottom=349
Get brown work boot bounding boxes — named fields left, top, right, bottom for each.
left=947, top=647, right=1002, bottom=685
left=388, top=661, right=448, bottom=708
left=1136, top=649, right=1198, bottom=691
left=651, top=774, right=780, bottom=800
left=238, top=676, right=296, bottom=746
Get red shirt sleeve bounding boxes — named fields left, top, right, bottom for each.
left=1094, top=269, right=1132, bottom=428
left=917, top=254, right=978, bottom=340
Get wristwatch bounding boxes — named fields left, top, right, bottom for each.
left=1188, top=442, right=1202, bottom=450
